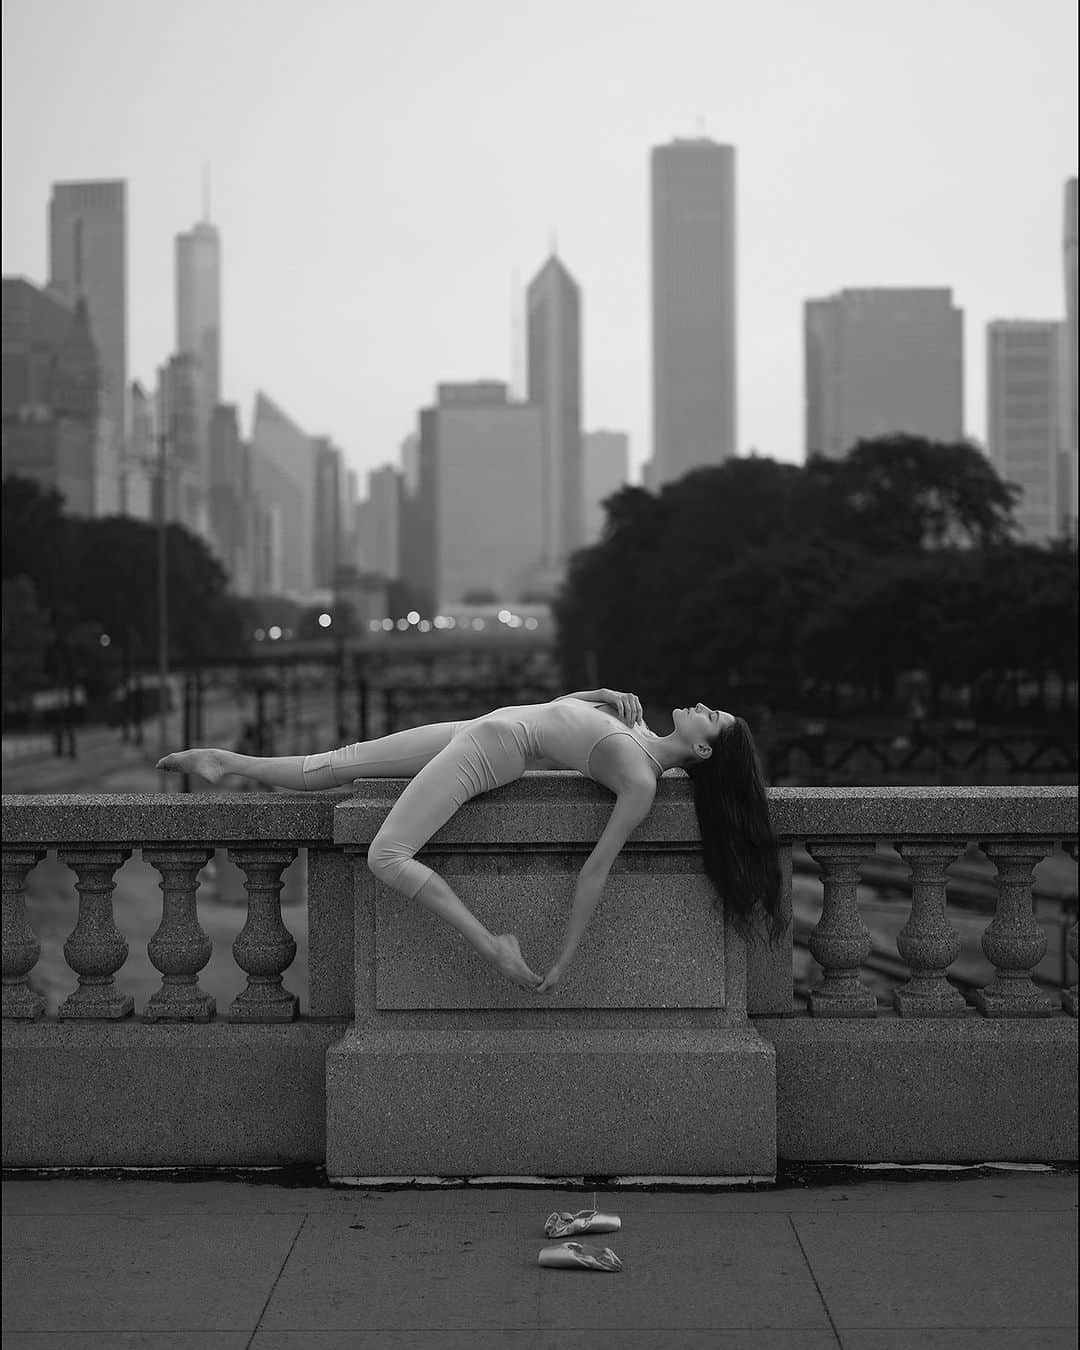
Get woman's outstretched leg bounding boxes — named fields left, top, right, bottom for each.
left=156, top=749, right=310, bottom=788
left=157, top=722, right=462, bottom=790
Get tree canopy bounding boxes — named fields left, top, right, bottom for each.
left=554, top=437, right=1075, bottom=713
left=2, top=474, right=248, bottom=701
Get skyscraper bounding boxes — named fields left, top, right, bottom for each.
left=1062, top=177, right=1078, bottom=538
left=987, top=320, right=1063, bottom=544
left=804, top=289, right=964, bottom=459
left=312, top=436, right=345, bottom=591
left=1, top=276, right=99, bottom=515
left=651, top=138, right=737, bottom=484
left=249, top=391, right=315, bottom=599
left=582, top=430, right=630, bottom=544
left=176, top=218, right=221, bottom=411
left=48, top=179, right=127, bottom=515
left=527, top=253, right=583, bottom=569
left=401, top=382, right=544, bottom=612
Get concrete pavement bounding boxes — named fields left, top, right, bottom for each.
left=2, top=1164, right=1076, bottom=1348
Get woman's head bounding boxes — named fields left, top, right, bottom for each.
left=670, top=702, right=736, bottom=763
left=684, top=712, right=785, bottom=949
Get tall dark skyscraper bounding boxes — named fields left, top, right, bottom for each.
left=526, top=253, right=583, bottom=568
left=48, top=178, right=127, bottom=514
left=651, top=139, right=736, bottom=484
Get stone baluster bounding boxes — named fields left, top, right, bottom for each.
left=805, top=841, right=877, bottom=1016
left=1060, top=838, right=1077, bottom=1017
left=893, top=841, right=968, bottom=1017
left=2, top=848, right=46, bottom=1019
left=973, top=840, right=1057, bottom=1017
left=226, top=847, right=299, bottom=1021
left=141, top=848, right=216, bottom=1021
left=56, top=849, right=134, bottom=1019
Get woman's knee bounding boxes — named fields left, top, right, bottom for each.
left=367, top=831, right=431, bottom=899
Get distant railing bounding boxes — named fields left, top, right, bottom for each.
left=1, top=783, right=1076, bottom=1173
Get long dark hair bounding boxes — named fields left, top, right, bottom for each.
left=686, top=717, right=785, bottom=948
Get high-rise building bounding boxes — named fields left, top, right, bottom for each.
left=401, top=382, right=544, bottom=612
left=526, top=253, right=583, bottom=567
left=48, top=179, right=126, bottom=515
left=804, top=288, right=964, bottom=459
left=125, top=379, right=155, bottom=522
left=208, top=403, right=254, bottom=593
left=1062, top=178, right=1078, bottom=539
left=582, top=430, right=630, bottom=544
left=363, top=464, right=402, bottom=580
left=1, top=276, right=98, bottom=515
left=249, top=391, right=315, bottom=599
left=312, top=437, right=345, bottom=591
left=157, top=352, right=206, bottom=535
left=651, top=138, right=737, bottom=485
left=175, top=219, right=221, bottom=411
left=987, top=320, right=1063, bottom=544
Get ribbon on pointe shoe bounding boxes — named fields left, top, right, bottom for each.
left=537, top=1241, right=623, bottom=1272
left=544, top=1209, right=622, bottom=1238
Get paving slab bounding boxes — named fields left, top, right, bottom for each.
left=258, top=1208, right=830, bottom=1334
left=1, top=1337, right=250, bottom=1350
left=1, top=1213, right=301, bottom=1335
left=793, top=1209, right=1077, bottom=1330
left=5, top=1170, right=1073, bottom=1217
left=249, top=1333, right=842, bottom=1349
left=839, top=1333, right=1078, bottom=1350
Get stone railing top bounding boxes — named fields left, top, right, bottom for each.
left=0, top=792, right=339, bottom=845
left=1, top=781, right=1075, bottom=848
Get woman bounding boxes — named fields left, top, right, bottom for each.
left=157, top=688, right=783, bottom=992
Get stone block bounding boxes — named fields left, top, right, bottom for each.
left=756, top=1012, right=1079, bottom=1162
left=306, top=847, right=354, bottom=1017
left=370, top=859, right=725, bottom=1010
left=2, top=1019, right=347, bottom=1167
left=325, top=1025, right=776, bottom=1178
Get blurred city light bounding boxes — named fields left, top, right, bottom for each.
left=254, top=628, right=266, bottom=641
left=268, top=625, right=282, bottom=641
left=318, top=612, right=332, bottom=629
left=396, top=618, right=408, bottom=631
left=368, top=619, right=383, bottom=632
left=406, top=610, right=420, bottom=625
left=381, top=618, right=394, bottom=631
left=418, top=619, right=431, bottom=632
left=524, top=618, right=539, bottom=630
left=98, top=633, right=111, bottom=647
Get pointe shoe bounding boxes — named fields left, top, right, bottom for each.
left=538, top=1240, right=622, bottom=1272
left=544, top=1209, right=622, bottom=1238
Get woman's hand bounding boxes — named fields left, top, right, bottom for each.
left=536, top=961, right=565, bottom=994
left=600, top=688, right=643, bottom=725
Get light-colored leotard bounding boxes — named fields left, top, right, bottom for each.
left=300, top=698, right=664, bottom=899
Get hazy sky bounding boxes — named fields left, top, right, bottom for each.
left=2, top=0, right=1077, bottom=486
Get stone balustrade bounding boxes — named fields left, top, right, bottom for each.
left=1, top=782, right=1076, bottom=1176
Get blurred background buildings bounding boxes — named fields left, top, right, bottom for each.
left=3, top=154, right=1078, bottom=620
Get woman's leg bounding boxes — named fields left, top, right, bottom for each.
left=367, top=719, right=541, bottom=988
left=157, top=723, right=460, bottom=790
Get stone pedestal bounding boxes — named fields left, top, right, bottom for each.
left=327, top=1024, right=775, bottom=1178
left=325, top=774, right=777, bottom=1180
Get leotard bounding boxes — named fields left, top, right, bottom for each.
left=299, top=697, right=664, bottom=898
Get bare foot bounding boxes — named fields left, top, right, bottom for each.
left=155, top=749, right=232, bottom=785
left=488, top=933, right=542, bottom=990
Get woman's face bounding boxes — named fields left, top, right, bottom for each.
left=672, top=702, right=734, bottom=746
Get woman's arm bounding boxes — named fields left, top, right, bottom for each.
left=536, top=779, right=656, bottom=993
left=558, top=688, right=643, bottom=725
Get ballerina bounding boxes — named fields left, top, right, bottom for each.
left=158, top=688, right=783, bottom=991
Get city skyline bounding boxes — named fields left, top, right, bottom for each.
left=2, top=0, right=1076, bottom=486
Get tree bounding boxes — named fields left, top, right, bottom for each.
left=1, top=576, right=54, bottom=713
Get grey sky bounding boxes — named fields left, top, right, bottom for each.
left=2, top=0, right=1077, bottom=485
